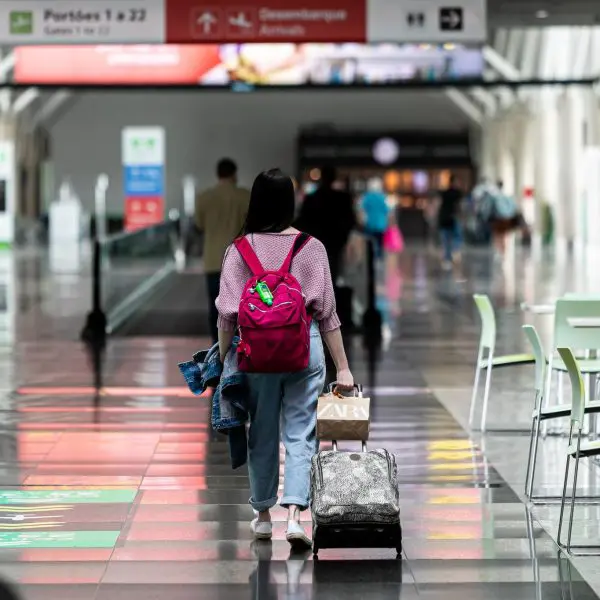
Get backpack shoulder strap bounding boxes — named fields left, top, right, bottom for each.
left=234, top=236, right=263, bottom=276
left=279, top=233, right=311, bottom=274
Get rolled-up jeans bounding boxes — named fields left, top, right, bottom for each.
left=246, top=321, right=326, bottom=512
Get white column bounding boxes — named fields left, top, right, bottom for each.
left=533, top=90, right=560, bottom=249
left=479, top=118, right=496, bottom=180
left=494, top=111, right=516, bottom=194
left=563, top=87, right=586, bottom=254
left=512, top=107, right=534, bottom=200
left=488, top=114, right=509, bottom=186
left=0, top=117, right=17, bottom=246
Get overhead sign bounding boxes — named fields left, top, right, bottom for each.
left=122, top=127, right=165, bottom=232
left=367, top=0, right=486, bottom=44
left=0, top=1, right=165, bottom=44
left=406, top=12, right=425, bottom=28
left=166, top=0, right=366, bottom=43
left=298, top=132, right=472, bottom=168
left=0, top=0, right=486, bottom=44
left=440, top=7, right=463, bottom=31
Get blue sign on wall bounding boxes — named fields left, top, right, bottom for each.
left=123, top=165, right=164, bottom=197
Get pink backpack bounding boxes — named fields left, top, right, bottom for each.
left=234, top=233, right=312, bottom=373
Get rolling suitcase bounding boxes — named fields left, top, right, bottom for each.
left=310, top=387, right=402, bottom=558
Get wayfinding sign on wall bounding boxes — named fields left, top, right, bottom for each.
left=0, top=0, right=487, bottom=45
left=121, top=127, right=165, bottom=232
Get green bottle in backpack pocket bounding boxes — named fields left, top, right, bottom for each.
left=255, top=281, right=274, bottom=306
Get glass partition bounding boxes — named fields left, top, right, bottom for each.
left=100, top=220, right=178, bottom=333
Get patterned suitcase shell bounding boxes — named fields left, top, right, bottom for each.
left=310, top=445, right=400, bottom=527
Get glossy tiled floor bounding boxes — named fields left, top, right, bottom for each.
left=0, top=245, right=599, bottom=599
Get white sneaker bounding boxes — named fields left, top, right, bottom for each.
left=286, top=520, right=312, bottom=550
left=251, top=518, right=272, bottom=540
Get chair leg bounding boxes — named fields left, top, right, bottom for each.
left=469, top=346, right=484, bottom=429
left=525, top=412, right=542, bottom=499
left=528, top=415, right=543, bottom=499
left=592, top=376, right=600, bottom=439
left=525, top=414, right=536, bottom=497
left=557, top=454, right=571, bottom=548
left=542, top=356, right=554, bottom=438
left=480, top=354, right=494, bottom=433
left=567, top=450, right=581, bottom=554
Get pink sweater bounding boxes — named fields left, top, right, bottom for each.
left=216, top=232, right=341, bottom=333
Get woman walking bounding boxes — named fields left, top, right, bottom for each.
left=216, top=168, right=355, bottom=549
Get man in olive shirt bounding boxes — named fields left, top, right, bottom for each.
left=196, top=158, right=249, bottom=342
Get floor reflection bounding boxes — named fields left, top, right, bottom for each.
left=249, top=542, right=407, bottom=600
left=0, top=247, right=600, bottom=598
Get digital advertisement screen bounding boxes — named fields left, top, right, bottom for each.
left=13, top=43, right=484, bottom=86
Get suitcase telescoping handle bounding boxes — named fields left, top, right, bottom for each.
left=331, top=440, right=368, bottom=452
left=328, top=382, right=367, bottom=453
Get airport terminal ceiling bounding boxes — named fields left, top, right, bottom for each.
left=488, top=0, right=600, bottom=25
left=0, top=3, right=600, bottom=222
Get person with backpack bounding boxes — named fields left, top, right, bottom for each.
left=359, top=177, right=390, bottom=258
left=481, top=180, right=520, bottom=258
left=216, top=168, right=354, bottom=549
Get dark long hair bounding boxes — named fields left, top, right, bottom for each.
left=241, top=169, right=295, bottom=234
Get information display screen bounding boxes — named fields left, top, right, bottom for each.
left=13, top=43, right=484, bottom=86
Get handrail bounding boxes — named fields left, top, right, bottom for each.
left=81, top=219, right=179, bottom=341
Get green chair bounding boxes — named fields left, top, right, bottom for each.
left=469, top=294, right=535, bottom=432
left=545, top=299, right=600, bottom=410
left=556, top=347, right=600, bottom=554
left=523, top=325, right=600, bottom=500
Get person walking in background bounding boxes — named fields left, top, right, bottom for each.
left=359, top=177, right=390, bottom=258
left=437, top=174, right=464, bottom=270
left=382, top=195, right=404, bottom=268
left=196, top=158, right=250, bottom=342
left=482, top=180, right=520, bottom=260
left=295, top=165, right=356, bottom=289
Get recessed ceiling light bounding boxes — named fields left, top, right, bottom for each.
left=536, top=9, right=549, bottom=18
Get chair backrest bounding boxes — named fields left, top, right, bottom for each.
left=564, top=293, right=600, bottom=299
left=473, top=294, right=496, bottom=350
left=556, top=347, right=586, bottom=428
left=522, top=325, right=546, bottom=393
left=554, top=299, right=600, bottom=351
